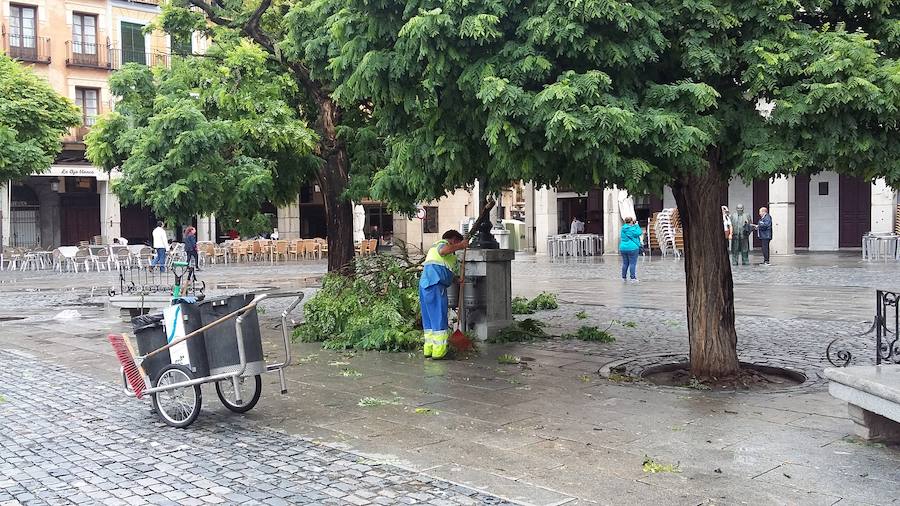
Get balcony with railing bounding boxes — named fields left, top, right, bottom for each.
left=1, top=26, right=51, bottom=64
left=65, top=40, right=171, bottom=70
left=65, top=41, right=115, bottom=69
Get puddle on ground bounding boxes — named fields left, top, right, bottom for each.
left=0, top=316, right=26, bottom=322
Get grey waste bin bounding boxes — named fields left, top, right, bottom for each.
left=200, top=294, right=265, bottom=377
left=132, top=303, right=211, bottom=384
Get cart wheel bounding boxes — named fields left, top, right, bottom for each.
left=151, top=364, right=202, bottom=428
left=215, top=375, right=262, bottom=413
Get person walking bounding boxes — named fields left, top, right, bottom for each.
left=729, top=204, right=751, bottom=266
left=184, top=226, right=199, bottom=269
left=754, top=207, right=773, bottom=265
left=419, top=230, right=468, bottom=360
left=151, top=221, right=169, bottom=272
left=619, top=217, right=642, bottom=282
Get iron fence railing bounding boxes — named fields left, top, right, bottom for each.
left=4, top=34, right=51, bottom=63
left=827, top=289, right=900, bottom=367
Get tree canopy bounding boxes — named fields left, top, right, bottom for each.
left=321, top=0, right=900, bottom=202
left=0, top=55, right=81, bottom=182
left=316, top=0, right=900, bottom=377
left=86, top=41, right=319, bottom=231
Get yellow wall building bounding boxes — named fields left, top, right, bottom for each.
left=0, top=0, right=185, bottom=248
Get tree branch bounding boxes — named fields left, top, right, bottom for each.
left=187, top=0, right=232, bottom=27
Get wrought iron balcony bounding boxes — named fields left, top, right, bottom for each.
left=65, top=41, right=116, bottom=69
left=2, top=32, right=51, bottom=64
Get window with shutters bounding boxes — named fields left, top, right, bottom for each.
left=121, top=21, right=146, bottom=64
left=9, top=5, right=37, bottom=60
left=71, top=13, right=98, bottom=65
left=75, top=88, right=100, bottom=127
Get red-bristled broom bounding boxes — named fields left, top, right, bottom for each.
left=108, top=334, right=147, bottom=399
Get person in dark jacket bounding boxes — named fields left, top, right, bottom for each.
left=184, top=226, right=199, bottom=269
left=619, top=217, right=642, bottom=282
left=753, top=207, right=773, bottom=265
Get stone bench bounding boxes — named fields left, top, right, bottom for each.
left=824, top=365, right=900, bottom=443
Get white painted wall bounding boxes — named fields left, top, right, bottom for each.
left=871, top=178, right=895, bottom=234
left=0, top=181, right=10, bottom=247
left=395, top=190, right=476, bottom=254
left=662, top=186, right=676, bottom=209
left=533, top=186, right=557, bottom=254
left=808, top=171, right=840, bottom=250
left=603, top=187, right=622, bottom=254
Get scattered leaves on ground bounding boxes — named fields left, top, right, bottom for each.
left=563, top=325, right=615, bottom=343
left=358, top=397, right=402, bottom=407
left=685, top=377, right=711, bottom=390
left=488, top=319, right=548, bottom=343
left=414, top=407, right=438, bottom=415
left=0, top=394, right=6, bottom=404
left=328, top=361, right=351, bottom=367
left=842, top=435, right=886, bottom=448
left=608, top=373, right=638, bottom=383
left=642, top=456, right=681, bottom=473
left=528, top=292, right=559, bottom=311
left=579, top=375, right=592, bottom=383
left=612, top=319, right=637, bottom=328
left=497, top=354, right=521, bottom=365
left=575, top=310, right=588, bottom=320
left=512, top=297, right=534, bottom=315
left=339, top=368, right=362, bottom=377
left=298, top=354, right=319, bottom=364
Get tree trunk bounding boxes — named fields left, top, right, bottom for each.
left=317, top=98, right=355, bottom=273
left=671, top=151, right=740, bottom=379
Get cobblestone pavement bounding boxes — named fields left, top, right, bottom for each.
left=0, top=349, right=511, bottom=506
left=2, top=253, right=900, bottom=505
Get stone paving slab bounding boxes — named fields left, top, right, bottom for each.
left=0, top=349, right=517, bottom=506
left=3, top=254, right=900, bottom=504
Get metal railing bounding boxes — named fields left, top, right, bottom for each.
left=4, top=34, right=51, bottom=63
left=827, top=289, right=900, bottom=367
left=65, top=41, right=115, bottom=69
left=62, top=38, right=189, bottom=72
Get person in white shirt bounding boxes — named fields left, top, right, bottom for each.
left=570, top=216, right=585, bottom=235
left=151, top=221, right=169, bottom=272
left=271, top=228, right=279, bottom=240
left=113, top=237, right=128, bottom=246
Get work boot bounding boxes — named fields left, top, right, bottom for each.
left=431, top=331, right=449, bottom=359
left=423, top=332, right=433, bottom=358
left=431, top=344, right=448, bottom=360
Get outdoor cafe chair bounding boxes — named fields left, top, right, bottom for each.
left=73, top=248, right=91, bottom=272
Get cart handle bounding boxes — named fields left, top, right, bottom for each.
left=142, top=295, right=263, bottom=360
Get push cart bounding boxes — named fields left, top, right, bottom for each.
left=113, top=291, right=303, bottom=428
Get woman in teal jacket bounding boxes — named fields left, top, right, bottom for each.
left=619, top=217, right=642, bottom=282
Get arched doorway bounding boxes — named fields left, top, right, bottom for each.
left=10, top=184, right=40, bottom=247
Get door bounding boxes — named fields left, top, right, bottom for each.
left=60, top=194, right=100, bottom=245
left=752, top=178, right=770, bottom=218
left=72, top=13, right=98, bottom=66
left=9, top=4, right=37, bottom=60
left=121, top=22, right=146, bottom=65
left=795, top=174, right=810, bottom=248
left=11, top=207, right=40, bottom=247
left=839, top=175, right=872, bottom=248
left=585, top=189, right=604, bottom=234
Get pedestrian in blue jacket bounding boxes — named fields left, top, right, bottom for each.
left=753, top=207, right=773, bottom=265
left=619, top=217, right=642, bottom=282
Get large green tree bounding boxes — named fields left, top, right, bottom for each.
left=0, top=55, right=81, bottom=181
left=148, top=0, right=387, bottom=272
left=320, top=0, right=900, bottom=378
left=86, top=41, right=317, bottom=237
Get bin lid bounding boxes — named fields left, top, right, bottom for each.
left=131, top=313, right=165, bottom=331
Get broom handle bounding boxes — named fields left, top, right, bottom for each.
left=143, top=298, right=261, bottom=360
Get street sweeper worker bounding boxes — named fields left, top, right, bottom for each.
left=419, top=230, right=469, bottom=359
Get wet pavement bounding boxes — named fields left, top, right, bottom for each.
left=1, top=252, right=900, bottom=505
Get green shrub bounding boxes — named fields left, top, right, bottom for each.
left=562, top=325, right=615, bottom=343
left=294, top=255, right=422, bottom=351
left=488, top=318, right=548, bottom=343
left=527, top=292, right=559, bottom=311
left=512, top=296, right=535, bottom=314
